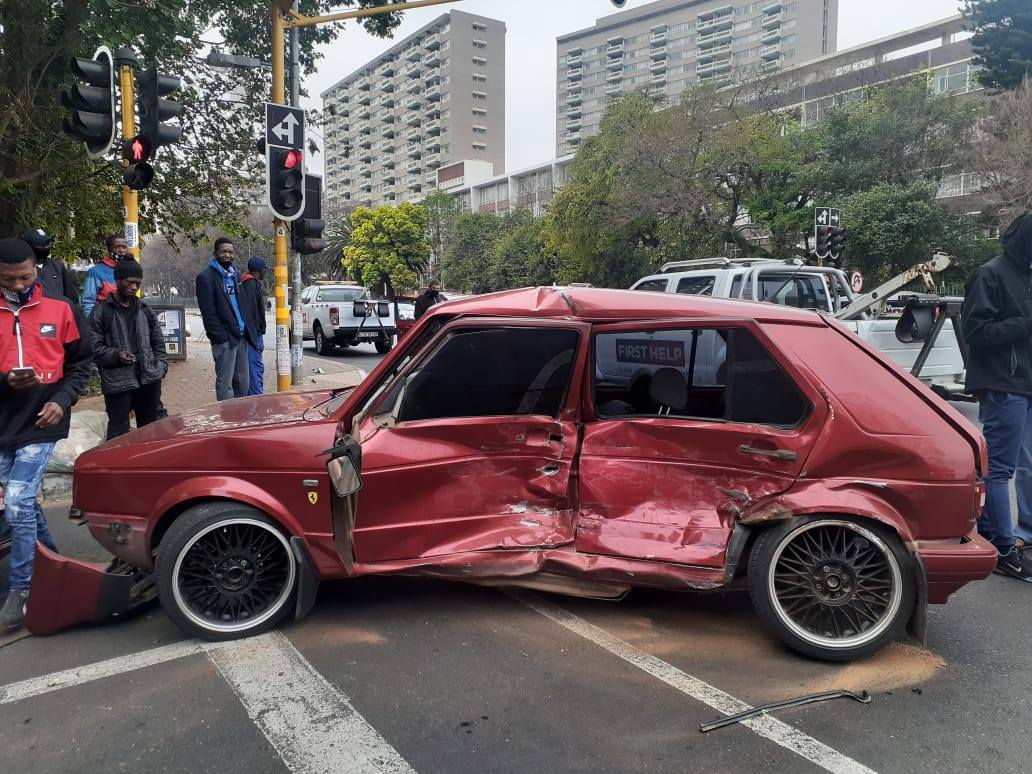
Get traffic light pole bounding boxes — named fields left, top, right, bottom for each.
left=289, top=0, right=304, bottom=388
left=268, top=0, right=463, bottom=391
left=116, top=54, right=140, bottom=261
left=271, top=2, right=292, bottom=393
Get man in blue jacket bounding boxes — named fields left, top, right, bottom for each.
left=82, top=234, right=129, bottom=316
left=196, top=237, right=249, bottom=400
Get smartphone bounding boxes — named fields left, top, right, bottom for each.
left=10, top=366, right=36, bottom=377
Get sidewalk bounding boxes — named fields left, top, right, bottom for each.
left=77, top=323, right=367, bottom=416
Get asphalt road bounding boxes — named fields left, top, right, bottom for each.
left=2, top=398, right=1029, bottom=773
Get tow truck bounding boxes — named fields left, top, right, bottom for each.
left=631, top=254, right=969, bottom=400
left=300, top=281, right=397, bottom=355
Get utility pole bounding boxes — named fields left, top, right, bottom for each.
left=269, top=0, right=463, bottom=390
left=114, top=47, right=140, bottom=260
left=289, top=0, right=303, bottom=387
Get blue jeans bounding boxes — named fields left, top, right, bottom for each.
left=211, top=338, right=250, bottom=400
left=246, top=335, right=265, bottom=396
left=1, top=442, right=58, bottom=590
left=977, top=391, right=1032, bottom=552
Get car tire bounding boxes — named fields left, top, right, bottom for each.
left=155, top=502, right=298, bottom=642
left=748, top=516, right=914, bottom=662
left=314, top=323, right=335, bottom=356
left=374, top=336, right=394, bottom=354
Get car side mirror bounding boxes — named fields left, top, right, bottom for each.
left=320, top=437, right=363, bottom=497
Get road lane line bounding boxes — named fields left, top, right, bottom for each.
left=0, top=639, right=225, bottom=705
left=208, top=631, right=415, bottom=774
left=507, top=589, right=876, bottom=774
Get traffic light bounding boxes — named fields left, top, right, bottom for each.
left=61, top=48, right=116, bottom=158
left=829, top=227, right=847, bottom=257
left=291, top=174, right=326, bottom=255
left=137, top=64, right=183, bottom=149
left=121, top=135, right=155, bottom=190
left=815, top=226, right=832, bottom=256
left=267, top=146, right=305, bottom=221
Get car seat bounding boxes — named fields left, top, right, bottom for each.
left=648, top=368, right=688, bottom=415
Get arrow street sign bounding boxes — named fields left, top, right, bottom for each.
left=815, top=206, right=840, bottom=227
left=265, top=102, right=305, bottom=151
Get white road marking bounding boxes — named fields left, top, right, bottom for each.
left=507, top=589, right=876, bottom=774
left=0, top=638, right=226, bottom=705
left=208, top=631, right=415, bottom=774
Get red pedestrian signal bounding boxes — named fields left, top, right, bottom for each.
left=284, top=149, right=302, bottom=169
left=121, top=135, right=155, bottom=190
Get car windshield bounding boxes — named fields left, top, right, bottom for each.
left=317, top=287, right=366, bottom=302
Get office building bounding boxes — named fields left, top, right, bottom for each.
left=437, top=155, right=575, bottom=215
left=556, top=0, right=839, bottom=156
left=321, top=10, right=505, bottom=213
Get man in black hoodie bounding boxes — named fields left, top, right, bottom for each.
left=963, top=212, right=1032, bottom=581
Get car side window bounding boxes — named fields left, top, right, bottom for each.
left=675, top=276, right=716, bottom=296
left=396, top=327, right=581, bottom=422
left=729, top=275, right=744, bottom=299
left=634, top=279, right=669, bottom=293
left=594, top=328, right=807, bottom=427
left=301, top=288, right=313, bottom=304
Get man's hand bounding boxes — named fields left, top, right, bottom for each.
left=118, top=351, right=137, bottom=364
left=6, top=370, right=40, bottom=390
left=36, top=402, right=64, bottom=428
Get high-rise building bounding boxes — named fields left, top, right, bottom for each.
left=556, top=0, right=838, bottom=156
left=321, top=10, right=505, bottom=213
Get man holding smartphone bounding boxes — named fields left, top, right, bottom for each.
left=87, top=260, right=167, bottom=439
left=0, top=237, right=91, bottom=632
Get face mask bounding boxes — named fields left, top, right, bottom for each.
left=1, top=282, right=35, bottom=306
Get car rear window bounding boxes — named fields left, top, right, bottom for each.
left=675, top=276, right=716, bottom=296
left=317, top=287, right=366, bottom=302
left=757, top=274, right=830, bottom=311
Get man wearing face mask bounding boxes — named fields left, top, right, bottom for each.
left=413, top=279, right=446, bottom=320
left=0, top=238, right=91, bottom=631
left=196, top=237, right=249, bottom=400
left=963, top=212, right=1032, bottom=581
left=82, top=234, right=130, bottom=316
left=21, top=229, right=77, bottom=308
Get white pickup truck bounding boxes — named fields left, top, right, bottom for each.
left=631, top=257, right=968, bottom=399
left=300, top=283, right=397, bottom=355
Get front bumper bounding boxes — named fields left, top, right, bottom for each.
left=916, top=530, right=997, bottom=604
left=25, top=543, right=155, bottom=635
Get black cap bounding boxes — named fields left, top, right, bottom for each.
left=0, top=237, right=35, bottom=264
left=20, top=229, right=51, bottom=249
left=114, top=260, right=144, bottom=281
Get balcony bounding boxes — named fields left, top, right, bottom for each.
left=698, top=28, right=732, bottom=48
left=358, top=107, right=371, bottom=120
left=424, top=50, right=441, bottom=67
left=762, top=12, right=782, bottom=29
left=566, top=91, right=582, bottom=106
left=405, top=47, right=421, bottom=62
left=358, top=92, right=371, bottom=105
left=762, top=0, right=783, bottom=11
left=760, top=43, right=781, bottom=60
left=567, top=67, right=583, bottom=80
left=567, top=105, right=583, bottom=119
left=566, top=117, right=581, bottom=131
left=406, top=158, right=421, bottom=172
left=650, top=58, right=666, bottom=71
left=696, top=55, right=732, bottom=75
left=650, top=31, right=667, bottom=47
left=425, top=135, right=441, bottom=150
left=696, top=6, right=733, bottom=33
left=607, top=58, right=622, bottom=71
left=698, top=43, right=732, bottom=63
left=407, top=145, right=422, bottom=159
left=383, top=173, right=396, bottom=185
left=424, top=32, right=441, bottom=50
left=651, top=71, right=667, bottom=86
left=606, top=69, right=622, bottom=83
left=425, top=153, right=442, bottom=168
left=651, top=46, right=668, bottom=60
left=381, top=82, right=395, bottom=93
left=406, top=127, right=423, bottom=142
left=405, top=95, right=421, bottom=110
left=359, top=137, right=372, bottom=150
left=359, top=151, right=373, bottom=163
left=406, top=113, right=421, bottom=127
left=425, top=170, right=438, bottom=184
left=383, top=158, right=396, bottom=169
left=425, top=119, right=441, bottom=134
left=761, top=58, right=780, bottom=73
left=356, top=77, right=370, bottom=91
left=381, top=95, right=395, bottom=108
left=425, top=85, right=442, bottom=101
left=762, top=27, right=782, bottom=44
left=605, top=81, right=622, bottom=95
left=378, top=61, right=395, bottom=77
left=403, top=62, right=422, bottom=78
left=566, top=53, right=582, bottom=67
left=426, top=103, right=442, bottom=118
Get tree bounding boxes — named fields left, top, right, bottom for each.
left=440, top=212, right=506, bottom=293
left=489, top=210, right=563, bottom=290
left=421, top=189, right=459, bottom=280
left=0, top=0, right=407, bottom=251
left=964, top=0, right=1032, bottom=90
left=972, top=76, right=1032, bottom=222
left=342, top=202, right=429, bottom=299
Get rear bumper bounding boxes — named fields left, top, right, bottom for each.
left=915, top=530, right=997, bottom=604
left=332, top=326, right=396, bottom=342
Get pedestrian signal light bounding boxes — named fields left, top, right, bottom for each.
left=121, top=135, right=155, bottom=190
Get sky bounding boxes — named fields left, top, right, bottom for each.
left=303, top=0, right=965, bottom=173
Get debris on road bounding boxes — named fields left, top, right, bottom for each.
left=699, top=689, right=872, bottom=733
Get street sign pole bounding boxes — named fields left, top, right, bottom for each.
left=115, top=48, right=140, bottom=260
left=271, top=2, right=291, bottom=393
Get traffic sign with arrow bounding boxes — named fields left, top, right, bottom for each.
left=265, top=102, right=304, bottom=151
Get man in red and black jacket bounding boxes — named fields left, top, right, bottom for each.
left=0, top=238, right=92, bottom=632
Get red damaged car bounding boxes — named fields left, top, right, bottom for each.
left=28, top=288, right=995, bottom=661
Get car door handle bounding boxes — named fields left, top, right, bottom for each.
left=739, top=444, right=797, bottom=461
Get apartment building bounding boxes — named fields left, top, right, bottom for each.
left=438, top=156, right=576, bottom=215
left=320, top=10, right=505, bottom=214
left=556, top=0, right=838, bottom=156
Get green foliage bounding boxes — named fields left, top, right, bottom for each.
left=964, top=0, right=1032, bottom=90
left=0, top=0, right=406, bottom=253
left=421, top=189, right=460, bottom=274
left=439, top=212, right=506, bottom=294
left=342, top=202, right=429, bottom=297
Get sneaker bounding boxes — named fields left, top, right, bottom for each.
left=0, top=588, right=29, bottom=632
left=994, top=547, right=1032, bottom=582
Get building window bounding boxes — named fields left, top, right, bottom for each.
left=472, top=22, right=487, bottom=31
left=472, top=91, right=487, bottom=100
left=473, top=56, right=487, bottom=66
left=472, top=107, right=487, bottom=116
left=473, top=39, right=487, bottom=49
left=473, top=142, right=487, bottom=150
left=472, top=73, right=487, bottom=83
left=473, top=126, right=487, bottom=134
